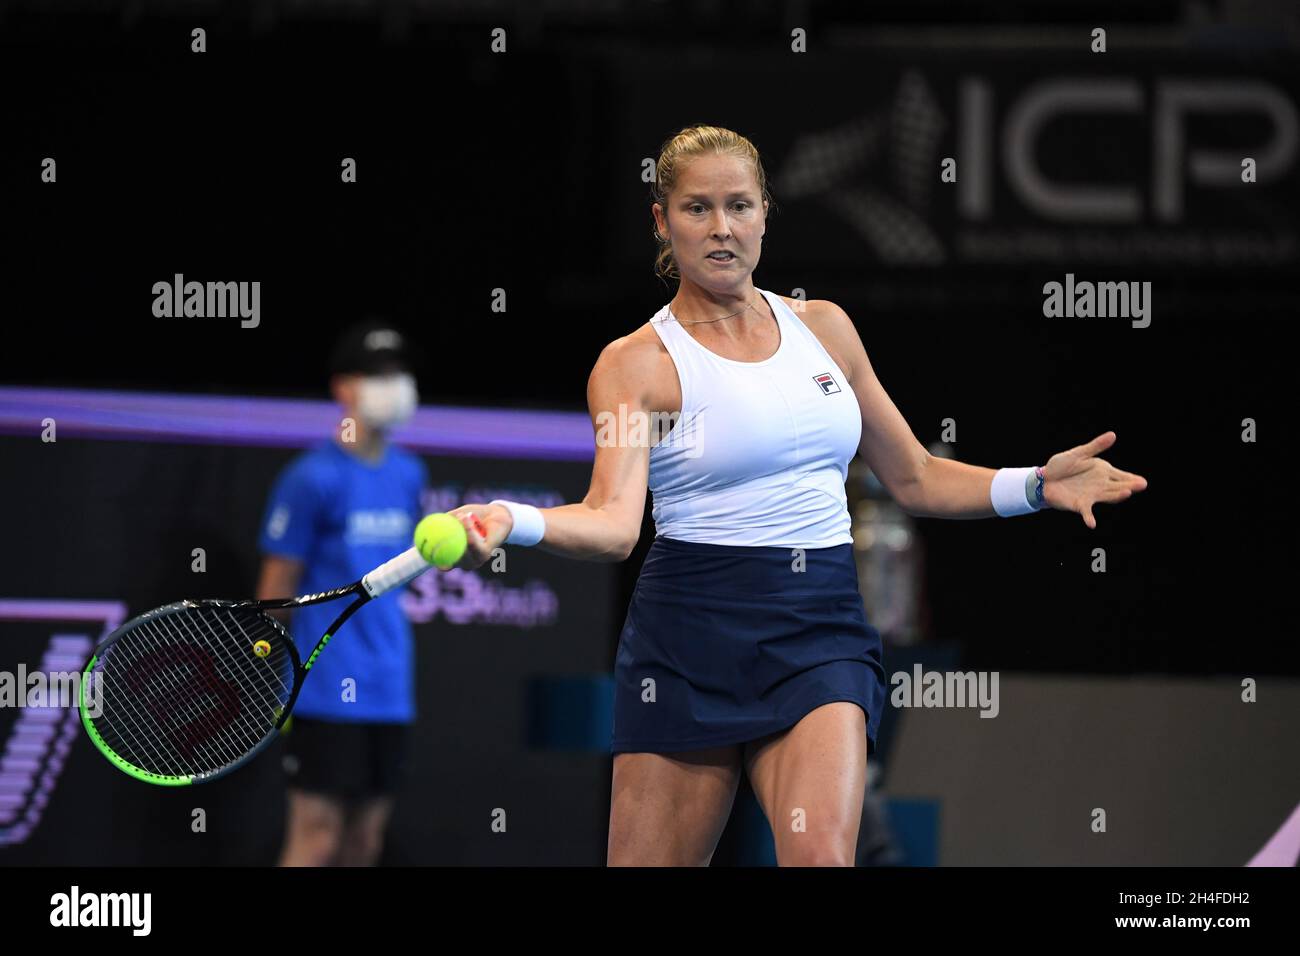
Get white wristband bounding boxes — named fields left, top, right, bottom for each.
left=991, top=467, right=1040, bottom=517
left=490, top=499, right=546, bottom=546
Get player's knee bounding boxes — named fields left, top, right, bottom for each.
left=607, top=817, right=716, bottom=867
left=284, top=801, right=346, bottom=865
left=779, top=834, right=856, bottom=867
left=607, top=840, right=705, bottom=867
left=283, top=823, right=343, bottom=866
left=606, top=835, right=645, bottom=867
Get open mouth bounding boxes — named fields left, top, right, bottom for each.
left=706, top=252, right=736, bottom=262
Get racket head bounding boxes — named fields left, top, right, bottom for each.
left=80, top=600, right=302, bottom=786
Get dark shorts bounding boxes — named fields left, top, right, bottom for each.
left=612, top=536, right=887, bottom=756
left=280, top=715, right=411, bottom=801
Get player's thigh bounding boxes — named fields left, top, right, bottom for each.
left=742, top=702, right=867, bottom=866
left=608, top=746, right=744, bottom=866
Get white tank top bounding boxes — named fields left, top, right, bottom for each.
left=647, top=287, right=861, bottom=548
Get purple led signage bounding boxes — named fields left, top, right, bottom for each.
left=0, top=386, right=595, bottom=461
left=0, top=600, right=126, bottom=847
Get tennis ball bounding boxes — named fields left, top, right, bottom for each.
left=414, top=512, right=469, bottom=570
left=253, top=640, right=271, bottom=658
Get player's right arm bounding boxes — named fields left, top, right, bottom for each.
left=452, top=335, right=660, bottom=565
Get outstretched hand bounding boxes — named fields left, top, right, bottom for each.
left=1041, top=431, right=1148, bottom=530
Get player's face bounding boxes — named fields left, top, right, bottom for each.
left=655, top=154, right=767, bottom=290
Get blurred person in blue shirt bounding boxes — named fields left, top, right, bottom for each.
left=257, top=318, right=428, bottom=866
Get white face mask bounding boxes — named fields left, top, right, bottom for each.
left=356, top=373, right=418, bottom=429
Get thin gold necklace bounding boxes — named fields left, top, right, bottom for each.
left=673, top=294, right=760, bottom=326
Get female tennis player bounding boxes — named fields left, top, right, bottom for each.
left=449, top=124, right=1147, bottom=866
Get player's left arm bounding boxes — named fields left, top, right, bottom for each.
left=807, top=300, right=1148, bottom=527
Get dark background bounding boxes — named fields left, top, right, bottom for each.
left=0, top=0, right=1295, bottom=865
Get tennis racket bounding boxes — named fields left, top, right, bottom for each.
left=79, top=545, right=435, bottom=786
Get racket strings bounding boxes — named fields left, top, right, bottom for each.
left=108, top=608, right=291, bottom=777
left=127, top=612, right=275, bottom=772
left=106, top=618, right=250, bottom=775
left=90, top=605, right=296, bottom=779
left=96, top=615, right=267, bottom=778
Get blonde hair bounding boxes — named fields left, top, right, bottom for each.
left=651, top=125, right=776, bottom=283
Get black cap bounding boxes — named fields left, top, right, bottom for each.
left=328, top=318, right=419, bottom=377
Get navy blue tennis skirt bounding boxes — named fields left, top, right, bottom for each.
left=611, top=536, right=887, bottom=756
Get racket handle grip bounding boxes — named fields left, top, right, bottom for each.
left=362, top=547, right=432, bottom=598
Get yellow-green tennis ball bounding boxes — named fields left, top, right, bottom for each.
left=253, top=640, right=271, bottom=658
left=414, top=513, right=468, bottom=570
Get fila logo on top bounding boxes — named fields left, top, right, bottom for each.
left=813, top=372, right=841, bottom=395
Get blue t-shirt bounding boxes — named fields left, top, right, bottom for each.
left=258, top=439, right=428, bottom=724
